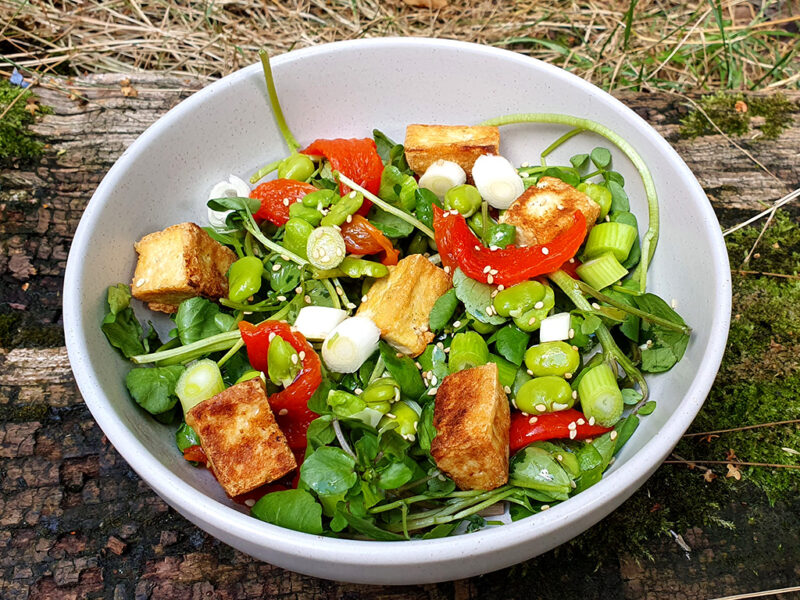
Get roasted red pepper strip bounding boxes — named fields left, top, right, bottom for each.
left=250, top=179, right=318, bottom=226
left=301, top=138, right=383, bottom=213
left=182, top=445, right=207, bottom=464
left=238, top=321, right=321, bottom=450
left=509, top=409, right=612, bottom=454
left=433, top=206, right=587, bottom=287
left=339, top=215, right=399, bottom=266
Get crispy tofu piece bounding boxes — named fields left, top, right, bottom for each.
left=356, top=254, right=452, bottom=357
left=404, top=124, right=500, bottom=177
left=430, top=363, right=510, bottom=491
left=131, top=222, right=236, bottom=313
left=185, top=378, right=296, bottom=497
left=499, top=176, right=601, bottom=246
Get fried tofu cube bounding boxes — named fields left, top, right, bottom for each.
left=356, top=254, right=452, bottom=357
left=131, top=222, right=236, bottom=313
left=185, top=378, right=296, bottom=497
left=431, top=363, right=510, bottom=491
left=499, top=176, right=601, bottom=246
left=404, top=124, right=500, bottom=176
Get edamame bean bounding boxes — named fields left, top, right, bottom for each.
left=234, top=370, right=263, bottom=384
left=379, top=401, right=419, bottom=438
left=515, top=376, right=574, bottom=414
left=283, top=217, right=315, bottom=260
left=289, top=202, right=323, bottom=226
left=321, top=191, right=363, bottom=227
left=302, top=189, right=338, bottom=209
left=338, top=257, right=389, bottom=279
left=267, top=335, right=300, bottom=388
left=362, top=377, right=399, bottom=405
left=524, top=341, right=581, bottom=377
left=577, top=182, right=612, bottom=220
left=493, top=280, right=546, bottom=318
left=278, top=153, right=315, bottom=181
left=449, top=331, right=489, bottom=373
left=227, top=256, right=263, bottom=303
left=444, top=184, right=482, bottom=217
left=512, top=285, right=555, bottom=332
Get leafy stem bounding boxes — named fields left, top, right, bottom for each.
left=131, top=330, right=242, bottom=365
left=258, top=49, right=300, bottom=153
left=549, top=270, right=649, bottom=401
left=336, top=172, right=435, bottom=239
left=479, top=113, right=659, bottom=292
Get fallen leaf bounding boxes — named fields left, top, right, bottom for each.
left=24, top=102, right=38, bottom=116
left=725, top=448, right=738, bottom=461
left=121, top=84, right=138, bottom=98
left=703, top=469, right=717, bottom=482
left=734, top=100, right=748, bottom=113
left=726, top=464, right=741, bottom=480
left=402, top=0, right=448, bottom=7
left=701, top=434, right=720, bottom=443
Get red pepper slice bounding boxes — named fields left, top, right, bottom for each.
left=560, top=257, right=582, bottom=280
left=182, top=445, right=207, bottom=464
left=238, top=321, right=322, bottom=450
left=339, top=215, right=399, bottom=266
left=433, top=206, right=587, bottom=287
left=301, top=138, right=383, bottom=212
left=509, top=409, right=612, bottom=454
left=250, top=179, right=318, bottom=226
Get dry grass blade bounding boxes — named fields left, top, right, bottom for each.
left=0, top=0, right=797, bottom=93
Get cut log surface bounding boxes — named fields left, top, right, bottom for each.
left=0, top=74, right=798, bottom=599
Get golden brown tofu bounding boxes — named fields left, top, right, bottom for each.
left=404, top=124, right=500, bottom=177
left=131, top=222, right=236, bottom=313
left=356, top=254, right=451, bottom=357
left=499, top=176, right=600, bottom=246
left=185, top=378, right=296, bottom=498
left=431, top=363, right=510, bottom=491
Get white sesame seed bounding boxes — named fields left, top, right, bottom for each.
left=557, top=204, right=564, bottom=210
left=386, top=413, right=396, bottom=419
left=346, top=215, right=352, bottom=223
left=610, top=431, right=618, bottom=440
left=476, top=245, right=482, bottom=251
left=295, top=286, right=303, bottom=294
left=671, top=298, right=678, bottom=308
left=491, top=290, right=499, bottom=298
left=413, top=422, right=418, bottom=432
left=272, top=264, right=281, bottom=272
left=553, top=402, right=568, bottom=410
left=577, top=418, right=585, bottom=425
left=135, top=278, right=146, bottom=287
left=534, top=301, right=544, bottom=309
left=336, top=287, right=343, bottom=296
left=245, top=499, right=256, bottom=507
left=521, top=412, right=529, bottom=417
left=569, top=429, right=577, bottom=439
left=490, top=269, right=498, bottom=275
left=572, top=345, right=579, bottom=352
left=556, top=454, right=563, bottom=461
left=528, top=416, right=538, bottom=424
left=304, top=295, right=311, bottom=303
left=592, top=302, right=601, bottom=310
left=487, top=275, right=494, bottom=284
left=407, top=434, right=416, bottom=442
left=569, top=258, right=575, bottom=263
left=281, top=255, right=289, bottom=261
left=436, top=342, right=445, bottom=350
left=489, top=245, right=499, bottom=251
left=497, top=285, right=505, bottom=291
left=511, top=399, right=518, bottom=409
left=535, top=403, right=547, bottom=412
left=541, top=247, right=550, bottom=255
left=588, top=416, right=596, bottom=426
left=430, top=376, right=438, bottom=386
left=568, top=328, right=575, bottom=339
left=283, top=199, right=289, bottom=206
left=564, top=372, right=572, bottom=379
left=361, top=295, right=368, bottom=303
left=541, top=505, right=550, bottom=511
left=396, top=352, right=403, bottom=358
left=453, top=320, right=462, bottom=328
left=299, top=351, right=306, bottom=360
left=572, top=390, right=578, bottom=399
left=483, top=265, right=491, bottom=274
left=504, top=386, right=511, bottom=394
left=349, top=191, right=357, bottom=198
left=354, top=388, right=363, bottom=395
left=444, top=347, right=450, bottom=353
left=290, top=354, right=298, bottom=364
left=279, top=408, right=288, bottom=416
left=567, top=421, right=577, bottom=430
left=444, top=266, right=451, bottom=274
left=414, top=362, right=422, bottom=369
left=605, top=215, right=611, bottom=222
left=277, top=295, right=286, bottom=302
left=527, top=369, right=533, bottom=376
left=427, top=387, right=438, bottom=396
left=268, top=332, right=276, bottom=342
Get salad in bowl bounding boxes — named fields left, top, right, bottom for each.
left=98, top=50, right=691, bottom=541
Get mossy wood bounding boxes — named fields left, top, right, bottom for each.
left=0, top=74, right=798, bottom=599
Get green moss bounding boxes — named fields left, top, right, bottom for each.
left=724, top=212, right=800, bottom=273
left=0, top=311, right=23, bottom=348
left=0, top=79, right=52, bottom=167
left=680, top=92, right=797, bottom=140
left=0, top=403, right=49, bottom=422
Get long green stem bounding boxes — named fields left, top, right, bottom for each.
left=541, top=127, right=584, bottom=159
left=549, top=270, right=649, bottom=401
left=479, top=113, right=659, bottom=292
left=321, top=278, right=341, bottom=310
left=217, top=338, right=245, bottom=368
left=258, top=49, right=300, bottom=153
left=575, top=280, right=691, bottom=334
left=131, top=331, right=242, bottom=365
left=336, top=172, right=435, bottom=239
left=249, top=158, right=282, bottom=185
left=241, top=207, right=307, bottom=266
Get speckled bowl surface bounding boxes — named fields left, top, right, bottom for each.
left=63, top=38, right=731, bottom=584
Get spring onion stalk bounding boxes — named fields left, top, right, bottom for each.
left=575, top=252, right=629, bottom=290
left=367, top=354, right=386, bottom=384
left=306, top=226, right=346, bottom=270
left=322, top=316, right=381, bottom=373
left=574, top=280, right=692, bottom=334
left=471, top=154, right=525, bottom=209
left=208, top=175, right=251, bottom=231
left=336, top=172, right=435, bottom=239
left=576, top=363, right=624, bottom=427
left=131, top=330, right=242, bottom=365
left=175, top=359, right=226, bottom=414
left=583, top=222, right=638, bottom=262
left=294, top=306, right=348, bottom=341
left=448, top=331, right=490, bottom=373
left=539, top=312, right=572, bottom=343
left=258, top=49, right=300, bottom=153
left=418, top=159, right=466, bottom=198
left=481, top=200, right=490, bottom=245
left=549, top=269, right=649, bottom=401
left=249, top=158, right=282, bottom=185
left=479, top=113, right=659, bottom=292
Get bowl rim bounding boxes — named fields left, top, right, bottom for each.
left=63, top=36, right=731, bottom=578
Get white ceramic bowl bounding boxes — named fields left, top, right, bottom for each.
left=63, top=38, right=731, bottom=584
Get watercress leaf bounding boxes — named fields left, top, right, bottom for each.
left=125, top=365, right=184, bottom=415
left=606, top=180, right=630, bottom=212
left=621, top=388, right=643, bottom=405
left=590, top=147, right=612, bottom=169
left=368, top=207, right=415, bottom=238
left=574, top=465, right=603, bottom=493
left=203, top=227, right=241, bottom=247
left=417, top=344, right=449, bottom=385
left=102, top=305, right=147, bottom=358
left=601, top=287, right=639, bottom=342
left=174, top=298, right=230, bottom=345
left=373, top=129, right=411, bottom=173
left=376, top=460, right=414, bottom=490
left=372, top=129, right=397, bottom=162
left=207, top=196, right=260, bottom=214
left=543, top=166, right=580, bottom=188
left=509, top=445, right=572, bottom=500
left=509, top=503, right=535, bottom=522
left=580, top=313, right=602, bottom=335
left=329, top=510, right=349, bottom=533
left=379, top=341, right=426, bottom=399
left=488, top=223, right=516, bottom=249
left=427, top=470, right=456, bottom=495
left=299, top=446, right=357, bottom=497
left=429, top=289, right=459, bottom=333
left=414, top=188, right=442, bottom=230
left=107, top=283, right=132, bottom=315
left=354, top=431, right=379, bottom=467
left=590, top=432, right=617, bottom=467
left=610, top=211, right=641, bottom=269
left=251, top=489, right=324, bottom=535
left=417, top=401, right=436, bottom=452
left=613, top=414, right=640, bottom=455
left=570, top=153, right=590, bottom=170
left=335, top=506, right=406, bottom=541
left=452, top=268, right=506, bottom=325
left=175, top=422, right=200, bottom=452
left=487, top=353, right=518, bottom=388
left=306, top=415, right=336, bottom=452
left=307, top=378, right=334, bottom=415
left=269, top=257, right=302, bottom=294
left=422, top=523, right=459, bottom=539
left=635, top=293, right=690, bottom=373
left=638, top=400, right=657, bottom=415
left=603, top=170, right=625, bottom=187
left=495, top=324, right=529, bottom=366
left=463, top=514, right=486, bottom=533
